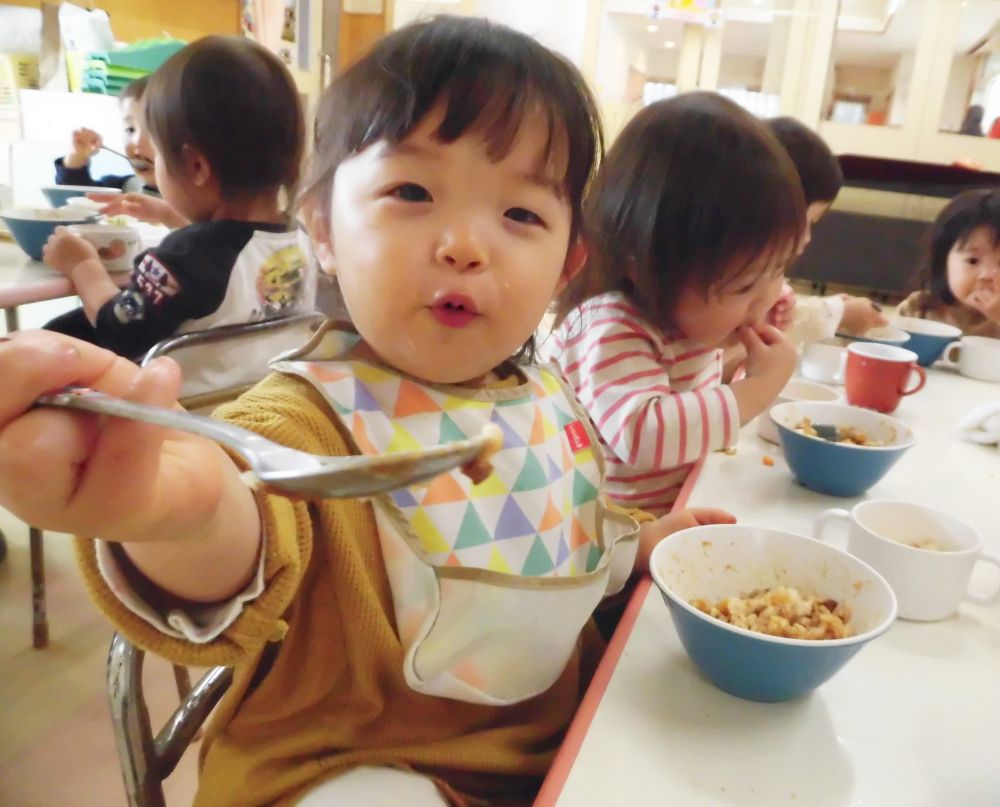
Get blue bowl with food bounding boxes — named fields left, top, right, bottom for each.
left=770, top=401, right=914, bottom=497
left=0, top=207, right=100, bottom=261
left=41, top=184, right=120, bottom=209
left=892, top=316, right=962, bottom=367
left=650, top=524, right=896, bottom=702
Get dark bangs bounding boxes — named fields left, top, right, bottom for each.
left=299, top=15, right=602, bottom=236
left=922, top=189, right=1000, bottom=307
left=559, top=92, right=804, bottom=331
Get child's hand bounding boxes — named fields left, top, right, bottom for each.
left=766, top=284, right=797, bottom=331
left=88, top=192, right=189, bottom=229
left=0, top=331, right=235, bottom=544
left=731, top=324, right=798, bottom=424
left=636, top=507, right=737, bottom=573
left=838, top=295, right=887, bottom=335
left=738, top=322, right=797, bottom=383
left=65, top=127, right=103, bottom=168
left=43, top=227, right=100, bottom=277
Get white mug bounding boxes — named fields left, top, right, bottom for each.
left=814, top=500, right=1000, bottom=621
left=757, top=379, right=839, bottom=443
left=67, top=223, right=141, bottom=273
left=944, top=336, right=1000, bottom=383
left=800, top=340, right=847, bottom=385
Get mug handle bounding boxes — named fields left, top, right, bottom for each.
left=831, top=351, right=847, bottom=385
left=901, top=365, right=927, bottom=396
left=963, top=552, right=1000, bottom=606
left=944, top=343, right=962, bottom=365
left=813, top=508, right=850, bottom=545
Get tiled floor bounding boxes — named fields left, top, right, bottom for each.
left=0, top=507, right=199, bottom=806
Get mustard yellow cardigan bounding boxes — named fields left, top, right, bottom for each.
left=76, top=372, right=608, bottom=807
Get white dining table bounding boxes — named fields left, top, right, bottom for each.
left=537, top=367, right=1000, bottom=807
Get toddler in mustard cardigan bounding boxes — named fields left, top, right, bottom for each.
left=0, top=17, right=732, bottom=806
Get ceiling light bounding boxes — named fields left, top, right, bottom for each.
left=646, top=23, right=658, bottom=32
left=665, top=40, right=676, bottom=48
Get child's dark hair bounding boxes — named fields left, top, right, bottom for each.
left=298, top=15, right=602, bottom=242
left=767, top=116, right=842, bottom=205
left=144, top=36, right=304, bottom=204
left=919, top=189, right=1000, bottom=308
left=120, top=75, right=147, bottom=103
left=558, top=92, right=803, bottom=332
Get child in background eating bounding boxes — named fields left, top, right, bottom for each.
left=42, top=36, right=314, bottom=382
left=548, top=93, right=801, bottom=516
left=55, top=76, right=157, bottom=194
left=764, top=117, right=887, bottom=343
left=0, top=18, right=731, bottom=805
left=898, top=188, right=1000, bottom=338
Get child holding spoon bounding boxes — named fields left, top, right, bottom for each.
left=0, top=19, right=732, bottom=805
left=55, top=76, right=158, bottom=194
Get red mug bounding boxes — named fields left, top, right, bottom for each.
left=845, top=342, right=926, bottom=413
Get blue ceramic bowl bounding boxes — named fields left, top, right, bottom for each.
left=836, top=326, right=911, bottom=348
left=650, top=524, right=897, bottom=702
left=771, top=401, right=914, bottom=497
left=41, top=184, right=120, bottom=208
left=892, top=316, right=962, bottom=366
left=0, top=207, right=100, bottom=261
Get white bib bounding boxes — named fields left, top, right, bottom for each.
left=274, top=327, right=638, bottom=704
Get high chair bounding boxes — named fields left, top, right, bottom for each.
left=108, top=632, right=231, bottom=807
left=27, top=312, right=324, bottom=650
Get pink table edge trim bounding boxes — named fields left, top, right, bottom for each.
left=533, top=457, right=707, bottom=806
left=0, top=277, right=74, bottom=309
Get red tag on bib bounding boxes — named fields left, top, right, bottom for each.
left=564, top=421, right=592, bottom=453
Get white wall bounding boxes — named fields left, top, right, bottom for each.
left=391, top=0, right=1000, bottom=171
left=717, top=54, right=764, bottom=89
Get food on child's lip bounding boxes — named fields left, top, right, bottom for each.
left=461, top=423, right=503, bottom=484
left=794, top=417, right=889, bottom=447
left=690, top=586, right=852, bottom=640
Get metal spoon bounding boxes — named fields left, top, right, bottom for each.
left=35, top=386, right=501, bottom=499
left=810, top=423, right=841, bottom=442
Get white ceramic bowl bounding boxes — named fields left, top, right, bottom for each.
left=837, top=325, right=911, bottom=348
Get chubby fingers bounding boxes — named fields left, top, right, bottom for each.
left=687, top=507, right=737, bottom=526
left=0, top=331, right=141, bottom=429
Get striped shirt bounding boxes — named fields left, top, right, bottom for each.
left=544, top=292, right=739, bottom=515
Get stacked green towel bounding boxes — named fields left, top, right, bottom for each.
left=82, top=38, right=186, bottom=95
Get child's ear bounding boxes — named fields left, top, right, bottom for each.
left=555, top=237, right=588, bottom=294
left=181, top=144, right=213, bottom=188
left=303, top=199, right=337, bottom=276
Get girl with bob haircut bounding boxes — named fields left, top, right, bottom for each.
left=898, top=188, right=1000, bottom=338
left=1, top=17, right=729, bottom=806
left=548, top=92, right=803, bottom=515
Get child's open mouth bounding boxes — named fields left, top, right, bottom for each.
left=130, top=158, right=153, bottom=172
left=430, top=295, right=480, bottom=328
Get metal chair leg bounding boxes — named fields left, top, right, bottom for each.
left=172, top=665, right=192, bottom=701
left=29, top=526, right=48, bottom=648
